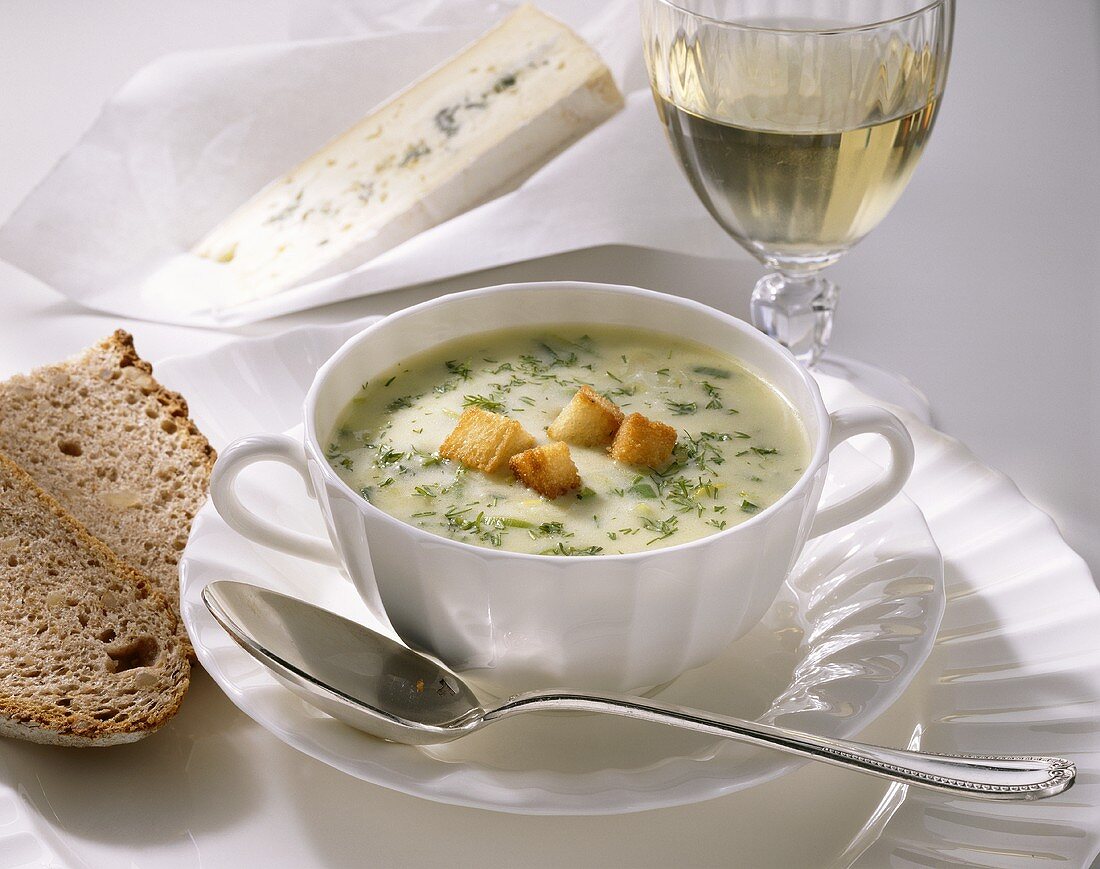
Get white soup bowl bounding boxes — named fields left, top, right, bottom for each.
left=209, top=282, right=914, bottom=696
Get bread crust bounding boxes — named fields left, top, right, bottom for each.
left=100, top=329, right=217, bottom=474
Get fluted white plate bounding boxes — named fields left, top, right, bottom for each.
left=2, top=316, right=1097, bottom=866
left=814, top=378, right=1100, bottom=867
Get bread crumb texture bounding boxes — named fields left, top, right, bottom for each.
left=0, top=331, right=215, bottom=634
left=439, top=407, right=536, bottom=472
left=610, top=413, right=677, bottom=468
left=509, top=441, right=581, bottom=499
left=547, top=385, right=624, bottom=447
left=0, top=454, right=189, bottom=746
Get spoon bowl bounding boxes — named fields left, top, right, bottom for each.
left=203, top=580, right=483, bottom=744
left=202, top=580, right=1076, bottom=800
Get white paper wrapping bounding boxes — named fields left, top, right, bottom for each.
left=0, top=0, right=737, bottom=327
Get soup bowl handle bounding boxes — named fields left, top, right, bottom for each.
left=210, top=434, right=342, bottom=568
left=809, top=406, right=915, bottom=539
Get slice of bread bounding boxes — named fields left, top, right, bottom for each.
left=0, top=331, right=215, bottom=643
left=0, top=453, right=190, bottom=746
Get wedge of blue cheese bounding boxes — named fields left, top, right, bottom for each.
left=192, top=4, right=623, bottom=305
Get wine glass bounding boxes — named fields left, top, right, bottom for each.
left=642, top=0, right=954, bottom=367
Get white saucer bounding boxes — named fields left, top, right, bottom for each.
left=177, top=326, right=944, bottom=815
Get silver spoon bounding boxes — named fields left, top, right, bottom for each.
left=201, top=580, right=1075, bottom=801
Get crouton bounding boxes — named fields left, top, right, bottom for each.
left=439, top=407, right=536, bottom=473
left=609, top=413, right=677, bottom=468
left=547, top=385, right=625, bottom=446
left=509, top=442, right=581, bottom=499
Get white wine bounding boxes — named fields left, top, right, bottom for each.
left=655, top=96, right=939, bottom=268
left=651, top=35, right=943, bottom=269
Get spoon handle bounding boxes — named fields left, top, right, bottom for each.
left=487, top=693, right=1075, bottom=800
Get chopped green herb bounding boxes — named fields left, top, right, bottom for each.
left=383, top=376, right=396, bottom=388
left=413, top=448, right=443, bottom=467
left=444, top=507, right=506, bottom=547
left=693, top=365, right=731, bottom=379
left=445, top=360, right=472, bottom=380
left=540, top=543, right=603, bottom=556
left=462, top=394, right=505, bottom=412
left=665, top=400, right=698, bottom=416
left=701, top=381, right=723, bottom=410
left=576, top=486, right=596, bottom=501
left=534, top=521, right=571, bottom=538
left=566, top=334, right=596, bottom=353
left=666, top=477, right=712, bottom=516
left=386, top=395, right=415, bottom=412
left=741, top=499, right=759, bottom=513
left=697, top=481, right=719, bottom=499
left=640, top=515, right=679, bottom=544
left=676, top=431, right=728, bottom=472
left=375, top=446, right=405, bottom=467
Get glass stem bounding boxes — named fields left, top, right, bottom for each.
left=749, top=271, right=839, bottom=367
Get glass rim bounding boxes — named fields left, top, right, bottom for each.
left=649, top=0, right=950, bottom=34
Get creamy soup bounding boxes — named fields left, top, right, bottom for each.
left=326, top=325, right=810, bottom=555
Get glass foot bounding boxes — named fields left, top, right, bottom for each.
left=750, top=272, right=838, bottom=366
left=814, top=354, right=933, bottom=425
